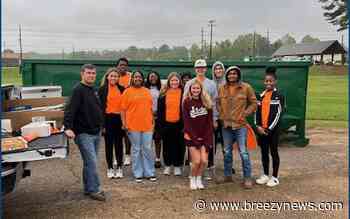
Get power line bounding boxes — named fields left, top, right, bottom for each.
left=201, top=27, right=205, bottom=56
left=19, top=24, right=23, bottom=66
left=252, top=31, right=256, bottom=58
left=208, top=19, right=215, bottom=60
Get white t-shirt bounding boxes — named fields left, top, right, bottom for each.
left=150, top=86, right=160, bottom=114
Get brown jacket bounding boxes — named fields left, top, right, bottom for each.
left=218, top=82, right=257, bottom=129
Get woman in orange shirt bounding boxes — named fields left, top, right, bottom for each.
left=121, top=71, right=157, bottom=182
left=157, top=72, right=185, bottom=176
left=98, top=68, right=125, bottom=179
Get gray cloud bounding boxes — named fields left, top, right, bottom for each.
left=3, top=0, right=347, bottom=53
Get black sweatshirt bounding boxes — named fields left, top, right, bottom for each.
left=64, top=82, right=103, bottom=135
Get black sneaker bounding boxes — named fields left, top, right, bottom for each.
left=135, top=177, right=143, bottom=183
left=88, top=191, right=106, bottom=202
left=155, top=160, right=162, bottom=168
left=232, top=168, right=236, bottom=174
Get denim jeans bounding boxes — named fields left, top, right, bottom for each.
left=127, top=131, right=155, bottom=178
left=75, top=133, right=101, bottom=194
left=222, top=127, right=252, bottom=178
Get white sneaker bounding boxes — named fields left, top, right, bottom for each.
left=256, top=175, right=270, bottom=185
left=115, top=168, right=123, bottom=178
left=107, top=169, right=114, bottom=179
left=190, top=177, right=197, bottom=190
left=196, top=176, right=204, bottom=189
left=163, top=166, right=171, bottom=175
left=124, top=155, right=131, bottom=166
left=174, top=167, right=182, bottom=176
left=266, top=177, right=279, bottom=187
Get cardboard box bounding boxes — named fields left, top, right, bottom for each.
left=2, top=97, right=66, bottom=131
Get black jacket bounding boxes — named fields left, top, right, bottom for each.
left=156, top=90, right=184, bottom=133
left=98, top=83, right=125, bottom=113
left=255, top=88, right=285, bottom=132
left=64, top=82, right=103, bottom=135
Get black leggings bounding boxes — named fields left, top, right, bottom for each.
left=258, top=129, right=280, bottom=177
left=162, top=123, right=185, bottom=167
left=214, top=120, right=224, bottom=153
left=104, top=114, right=124, bottom=169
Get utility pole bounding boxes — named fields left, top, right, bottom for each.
left=62, top=49, right=65, bottom=60
left=341, top=34, right=345, bottom=65
left=201, top=27, right=204, bottom=55
left=203, top=39, right=207, bottom=59
left=19, top=24, right=23, bottom=66
left=208, top=20, right=215, bottom=60
left=252, top=31, right=256, bottom=58
left=72, top=44, right=75, bottom=59
left=267, top=29, right=270, bottom=55
left=267, top=29, right=270, bottom=44
left=341, top=34, right=344, bottom=47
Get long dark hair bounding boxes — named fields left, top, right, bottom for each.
left=130, top=70, right=145, bottom=87
left=145, top=70, right=162, bottom=90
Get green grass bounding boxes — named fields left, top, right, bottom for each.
left=309, top=65, right=348, bottom=75
left=306, top=120, right=347, bottom=129
left=306, top=73, right=348, bottom=121
left=1, top=67, right=21, bottom=85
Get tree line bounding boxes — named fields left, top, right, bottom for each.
left=23, top=33, right=321, bottom=61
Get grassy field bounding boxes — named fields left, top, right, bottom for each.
left=306, top=65, right=348, bottom=123
left=1, top=65, right=348, bottom=127
left=307, top=75, right=348, bottom=121
left=1, top=67, right=21, bottom=85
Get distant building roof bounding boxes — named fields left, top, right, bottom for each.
left=272, top=40, right=346, bottom=57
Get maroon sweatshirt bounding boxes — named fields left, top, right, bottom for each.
left=182, top=97, right=213, bottom=150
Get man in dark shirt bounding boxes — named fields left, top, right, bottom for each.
left=64, top=64, right=106, bottom=201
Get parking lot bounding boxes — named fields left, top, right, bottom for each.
left=3, top=127, right=348, bottom=218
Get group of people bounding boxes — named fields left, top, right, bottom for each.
left=63, top=57, right=285, bottom=201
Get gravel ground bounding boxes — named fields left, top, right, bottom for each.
left=3, top=127, right=348, bottom=219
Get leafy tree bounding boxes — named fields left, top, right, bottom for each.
left=158, top=44, right=171, bottom=53
left=189, top=43, right=201, bottom=60
left=319, top=0, right=348, bottom=31
left=301, top=35, right=321, bottom=43
left=213, top=39, right=234, bottom=60
left=271, top=39, right=283, bottom=53
left=230, top=33, right=271, bottom=58
left=281, top=34, right=296, bottom=45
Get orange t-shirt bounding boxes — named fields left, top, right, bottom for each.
left=261, top=91, right=272, bottom=128
left=118, top=72, right=131, bottom=88
left=106, top=84, right=122, bottom=114
left=121, top=87, right=153, bottom=132
left=165, top=89, right=182, bottom=122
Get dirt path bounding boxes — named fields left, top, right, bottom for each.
left=3, top=127, right=348, bottom=218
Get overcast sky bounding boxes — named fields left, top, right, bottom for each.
left=2, top=0, right=348, bottom=53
